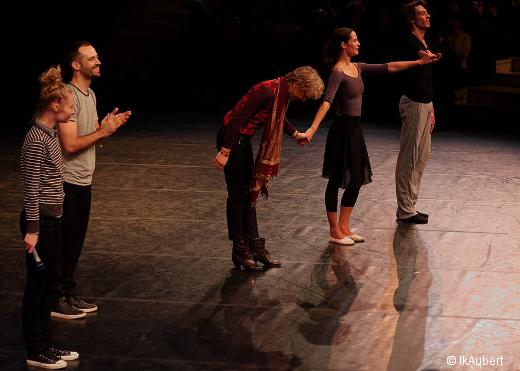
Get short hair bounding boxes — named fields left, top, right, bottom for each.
left=61, top=40, right=92, bottom=82
left=285, top=66, right=325, bottom=100
left=36, top=65, right=71, bottom=115
left=404, top=0, right=428, bottom=24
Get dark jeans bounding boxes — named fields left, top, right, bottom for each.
left=58, top=182, right=91, bottom=298
left=20, top=211, right=61, bottom=355
left=217, top=129, right=259, bottom=242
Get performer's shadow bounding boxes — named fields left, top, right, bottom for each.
left=297, top=244, right=359, bottom=346
left=195, top=268, right=302, bottom=370
left=387, top=223, right=433, bottom=371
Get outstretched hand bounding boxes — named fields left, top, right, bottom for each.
left=431, top=52, right=442, bottom=63
left=419, top=51, right=432, bottom=65
left=419, top=50, right=442, bottom=64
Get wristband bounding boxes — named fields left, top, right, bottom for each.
left=220, top=147, right=231, bottom=157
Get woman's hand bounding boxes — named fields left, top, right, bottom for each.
left=213, top=151, right=229, bottom=170
left=305, top=127, right=317, bottom=141
left=418, top=50, right=432, bottom=65
left=24, top=234, right=38, bottom=254
left=294, top=132, right=310, bottom=146
left=418, top=50, right=442, bottom=65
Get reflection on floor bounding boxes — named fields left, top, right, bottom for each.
left=1, top=112, right=520, bottom=370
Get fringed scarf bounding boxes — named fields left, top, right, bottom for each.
left=250, top=77, right=290, bottom=206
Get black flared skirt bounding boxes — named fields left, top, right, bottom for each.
left=322, top=114, right=372, bottom=189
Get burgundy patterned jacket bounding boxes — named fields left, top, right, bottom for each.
left=221, top=79, right=296, bottom=149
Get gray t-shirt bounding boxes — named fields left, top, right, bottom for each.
left=61, top=83, right=98, bottom=186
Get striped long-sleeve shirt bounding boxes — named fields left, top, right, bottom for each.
left=21, top=121, right=64, bottom=234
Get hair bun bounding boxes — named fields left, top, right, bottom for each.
left=36, top=65, right=71, bottom=114
left=39, top=66, right=63, bottom=92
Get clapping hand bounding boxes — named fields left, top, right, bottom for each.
left=100, top=108, right=132, bottom=137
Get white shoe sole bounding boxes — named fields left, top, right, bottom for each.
left=60, top=351, right=79, bottom=361
left=347, top=234, right=365, bottom=242
left=329, top=236, right=355, bottom=245
left=74, top=306, right=97, bottom=313
left=27, top=359, right=67, bottom=369
left=51, top=311, right=86, bottom=319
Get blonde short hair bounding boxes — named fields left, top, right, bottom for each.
left=285, top=66, right=325, bottom=100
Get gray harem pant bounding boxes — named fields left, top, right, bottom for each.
left=395, top=95, right=432, bottom=219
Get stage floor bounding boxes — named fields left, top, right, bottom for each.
left=1, top=111, right=520, bottom=370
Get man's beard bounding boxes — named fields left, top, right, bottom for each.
left=81, top=68, right=100, bottom=79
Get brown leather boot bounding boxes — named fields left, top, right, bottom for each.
left=249, top=238, right=282, bottom=267
left=232, top=240, right=262, bottom=270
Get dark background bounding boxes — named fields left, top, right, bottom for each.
left=9, top=0, right=520, bottom=134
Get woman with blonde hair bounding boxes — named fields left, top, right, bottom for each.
left=301, top=28, right=432, bottom=245
left=20, top=65, right=79, bottom=369
left=214, top=66, right=324, bottom=270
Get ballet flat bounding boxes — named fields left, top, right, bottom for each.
left=329, top=236, right=355, bottom=245
left=347, top=234, right=365, bottom=242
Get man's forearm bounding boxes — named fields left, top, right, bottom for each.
left=61, top=130, right=106, bottom=155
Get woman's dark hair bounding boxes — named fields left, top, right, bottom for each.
left=321, top=28, right=354, bottom=66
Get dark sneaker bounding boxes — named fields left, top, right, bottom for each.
left=397, top=214, right=428, bottom=224
left=68, top=295, right=98, bottom=313
left=51, top=297, right=86, bottom=319
left=47, top=340, right=79, bottom=361
left=27, top=350, right=67, bottom=369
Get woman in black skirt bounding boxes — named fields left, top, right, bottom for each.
left=301, top=28, right=432, bottom=245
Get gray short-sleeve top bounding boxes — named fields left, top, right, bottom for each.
left=323, top=63, right=388, bottom=117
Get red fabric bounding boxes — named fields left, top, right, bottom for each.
left=222, top=79, right=295, bottom=149
left=250, top=77, right=290, bottom=206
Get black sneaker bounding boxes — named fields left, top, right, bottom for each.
left=68, top=295, right=98, bottom=313
left=397, top=214, right=428, bottom=224
left=27, top=350, right=67, bottom=369
left=47, top=340, right=79, bottom=361
left=51, top=297, right=86, bottom=319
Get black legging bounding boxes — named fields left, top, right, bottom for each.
left=325, top=181, right=360, bottom=212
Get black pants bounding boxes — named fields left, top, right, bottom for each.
left=20, top=212, right=61, bottom=355
left=217, top=129, right=259, bottom=242
left=58, top=182, right=91, bottom=298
